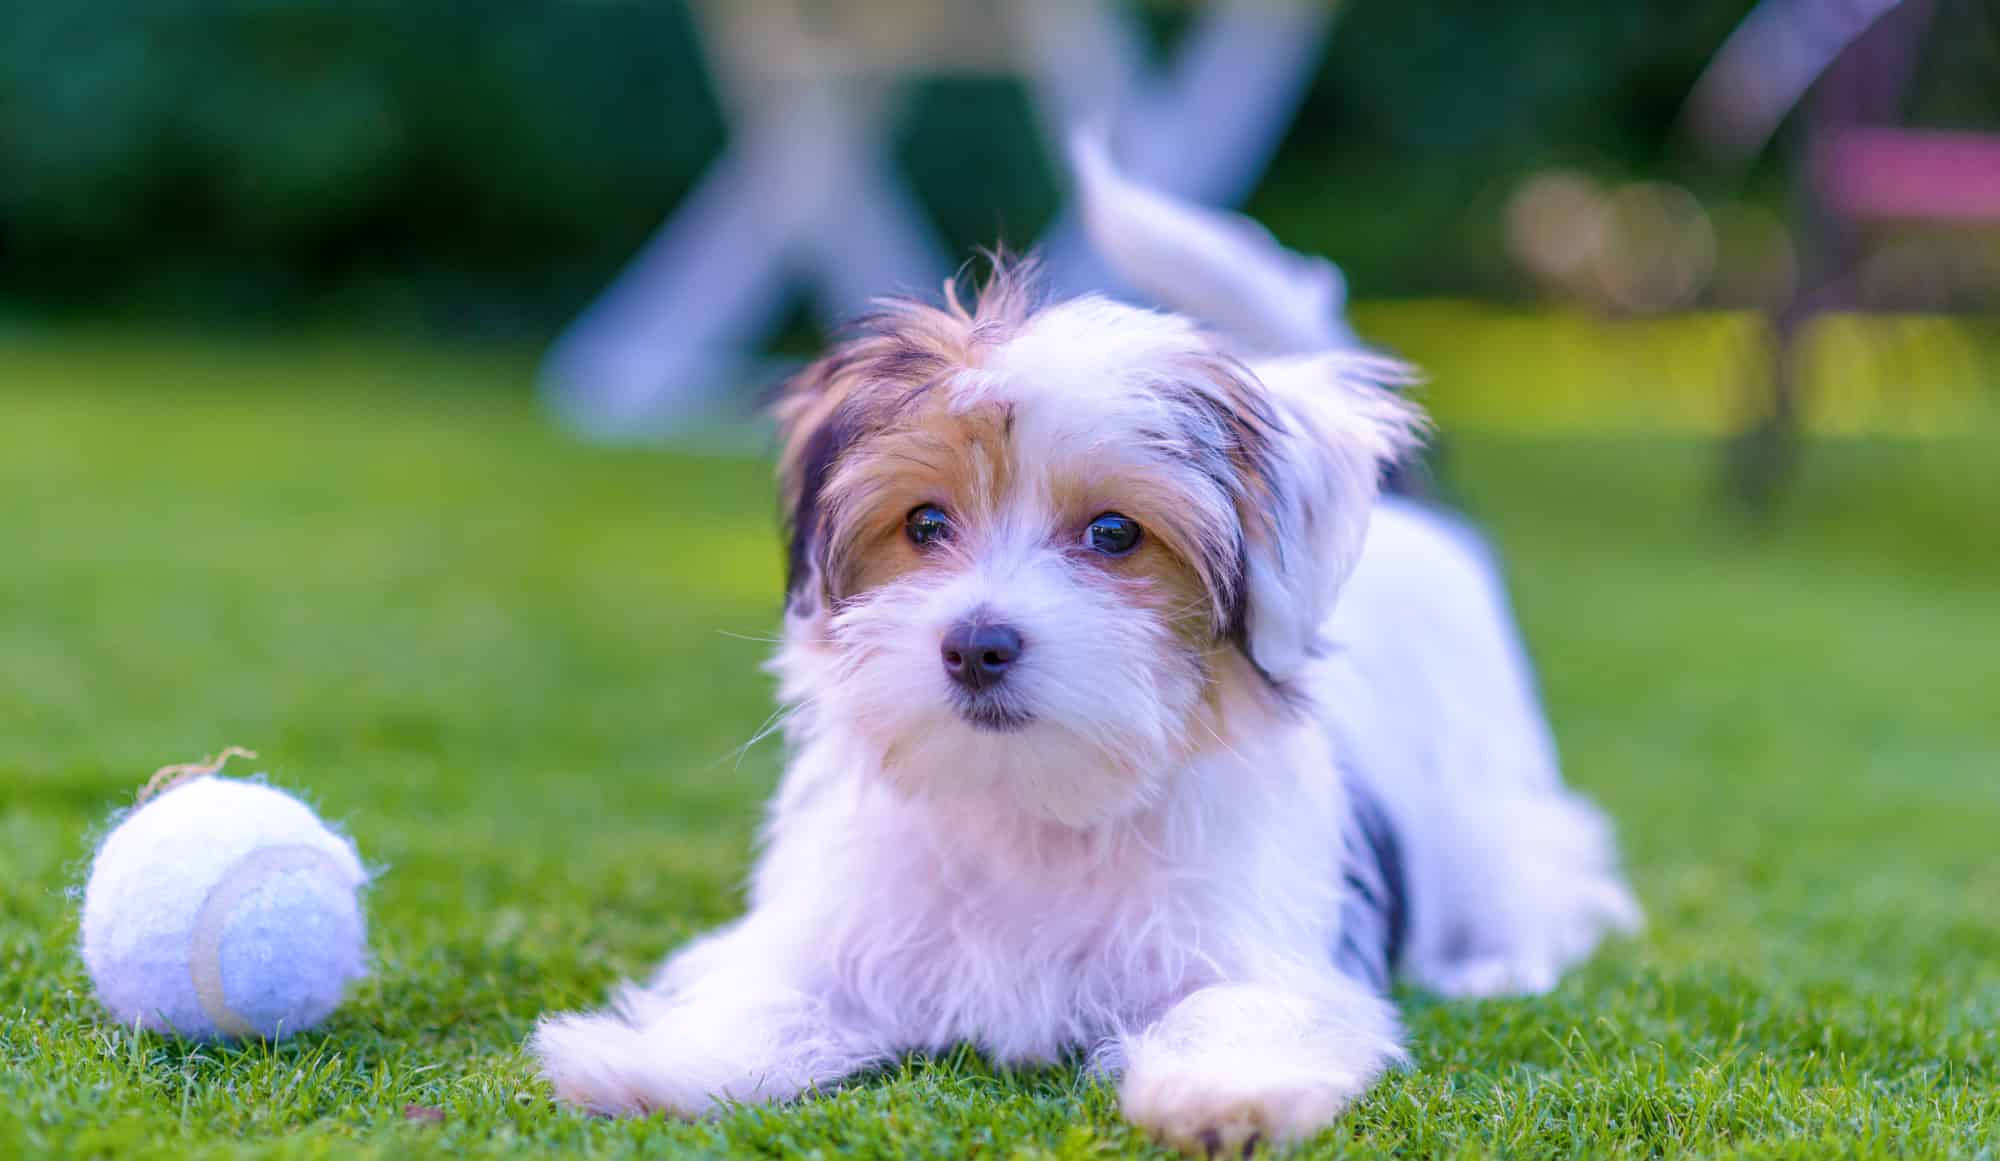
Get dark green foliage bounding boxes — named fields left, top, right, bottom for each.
left=0, top=1, right=1791, bottom=330
left=0, top=3, right=722, bottom=329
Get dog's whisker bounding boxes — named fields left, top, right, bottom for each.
left=1194, top=717, right=1252, bottom=771
left=716, top=628, right=788, bottom=645
left=712, top=697, right=817, bottom=772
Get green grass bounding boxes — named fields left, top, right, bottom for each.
left=3, top=328, right=1998, bottom=1159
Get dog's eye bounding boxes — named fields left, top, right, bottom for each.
left=906, top=504, right=954, bottom=547
left=1085, top=513, right=1142, bottom=556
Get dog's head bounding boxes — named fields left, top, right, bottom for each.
left=771, top=261, right=1423, bottom=826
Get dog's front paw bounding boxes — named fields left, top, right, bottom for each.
left=1119, top=1059, right=1367, bottom=1157
left=532, top=1010, right=716, bottom=1118
left=1115, top=983, right=1400, bottom=1155
left=533, top=983, right=881, bottom=1118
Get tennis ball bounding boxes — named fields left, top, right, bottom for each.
left=80, top=761, right=370, bottom=1041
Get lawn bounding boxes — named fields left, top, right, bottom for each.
left=2, top=328, right=1997, bottom=1159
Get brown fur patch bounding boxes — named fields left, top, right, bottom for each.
left=1100, top=534, right=1216, bottom=654
left=819, top=400, right=1017, bottom=601
left=1046, top=465, right=1238, bottom=637
left=774, top=261, right=1040, bottom=608
left=1193, top=647, right=1301, bottom=750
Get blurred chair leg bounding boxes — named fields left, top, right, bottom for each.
left=1729, top=275, right=1851, bottom=513
left=1729, top=303, right=1807, bottom=514
left=540, top=86, right=952, bottom=439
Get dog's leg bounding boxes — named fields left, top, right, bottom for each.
left=1399, top=785, right=1643, bottom=999
left=1115, top=978, right=1402, bottom=1156
left=532, top=925, right=885, bottom=1117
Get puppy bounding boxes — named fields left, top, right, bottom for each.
left=534, top=139, right=1640, bottom=1154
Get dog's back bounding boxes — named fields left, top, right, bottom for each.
left=1073, top=136, right=1640, bottom=994
left=1321, top=500, right=1640, bottom=994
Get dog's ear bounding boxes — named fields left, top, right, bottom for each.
left=1231, top=354, right=1426, bottom=682
left=772, top=306, right=973, bottom=616
left=773, top=352, right=866, bottom=619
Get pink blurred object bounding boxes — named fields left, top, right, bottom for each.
left=1677, top=0, right=1999, bottom=508
left=1816, top=128, right=2000, bottom=223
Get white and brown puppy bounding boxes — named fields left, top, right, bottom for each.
left=534, top=140, right=1640, bottom=1154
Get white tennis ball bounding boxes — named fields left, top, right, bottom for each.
left=80, top=775, right=370, bottom=1041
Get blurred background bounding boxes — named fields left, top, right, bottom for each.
left=6, top=0, right=1996, bottom=461
left=4, top=0, right=1995, bottom=728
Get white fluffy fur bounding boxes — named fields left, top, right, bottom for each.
left=534, top=142, right=1639, bottom=1153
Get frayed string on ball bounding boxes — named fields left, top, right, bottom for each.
left=138, top=746, right=257, bottom=805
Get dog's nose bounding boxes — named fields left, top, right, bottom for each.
left=940, top=622, right=1023, bottom=692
